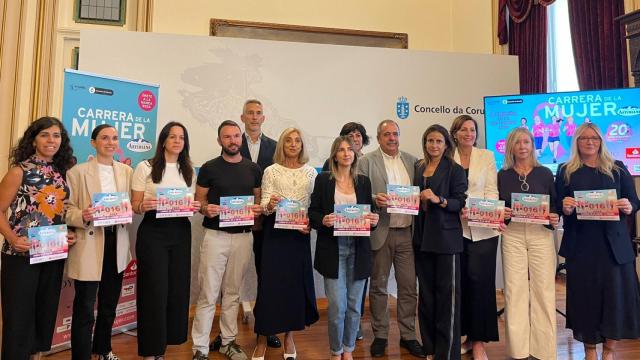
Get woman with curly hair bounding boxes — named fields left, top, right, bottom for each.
left=0, top=116, right=76, bottom=359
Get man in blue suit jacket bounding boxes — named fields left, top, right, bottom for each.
left=239, top=99, right=277, bottom=171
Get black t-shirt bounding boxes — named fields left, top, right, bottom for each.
left=498, top=166, right=557, bottom=230
left=197, top=156, right=262, bottom=231
left=497, top=166, right=556, bottom=209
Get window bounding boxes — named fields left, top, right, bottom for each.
left=547, top=0, right=579, bottom=92
left=75, top=0, right=126, bottom=26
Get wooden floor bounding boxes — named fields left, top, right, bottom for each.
left=47, top=277, right=640, bottom=359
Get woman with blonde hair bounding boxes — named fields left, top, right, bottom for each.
left=556, top=123, right=640, bottom=360
left=252, top=128, right=319, bottom=360
left=498, top=127, right=559, bottom=360
left=450, top=115, right=500, bottom=359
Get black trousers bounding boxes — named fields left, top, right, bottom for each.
left=136, top=213, right=191, bottom=356
left=415, top=251, right=461, bottom=360
left=252, top=229, right=264, bottom=279
left=1, top=253, right=65, bottom=360
left=460, top=236, right=499, bottom=342
left=71, top=228, right=124, bottom=359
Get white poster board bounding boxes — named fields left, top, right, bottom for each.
left=79, top=29, right=519, bottom=299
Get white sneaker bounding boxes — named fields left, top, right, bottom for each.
left=97, top=352, right=120, bottom=360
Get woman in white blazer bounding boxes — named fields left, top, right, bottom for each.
left=450, top=115, right=499, bottom=360
left=66, top=124, right=132, bottom=360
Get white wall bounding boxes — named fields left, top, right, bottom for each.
left=78, top=29, right=519, bottom=299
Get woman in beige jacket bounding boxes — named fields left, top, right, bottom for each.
left=65, top=124, right=133, bottom=360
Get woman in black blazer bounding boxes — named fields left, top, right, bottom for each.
left=413, top=125, right=468, bottom=360
left=555, top=123, right=640, bottom=360
left=309, top=136, right=378, bottom=360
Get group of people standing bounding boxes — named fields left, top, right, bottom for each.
left=0, top=99, right=638, bottom=360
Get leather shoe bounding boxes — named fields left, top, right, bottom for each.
left=267, top=335, right=282, bottom=348
left=400, top=339, right=426, bottom=358
left=209, top=333, right=222, bottom=351
left=370, top=338, right=387, bottom=357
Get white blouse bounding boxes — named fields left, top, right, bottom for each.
left=334, top=188, right=357, bottom=205
left=260, top=163, right=317, bottom=214
left=131, top=161, right=189, bottom=200
left=98, top=163, right=117, bottom=193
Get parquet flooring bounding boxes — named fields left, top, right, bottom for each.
left=46, top=277, right=640, bottom=359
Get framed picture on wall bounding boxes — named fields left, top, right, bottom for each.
left=210, top=18, right=408, bottom=49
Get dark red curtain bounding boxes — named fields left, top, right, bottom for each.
left=509, top=5, right=548, bottom=94
left=567, top=0, right=628, bottom=90
left=498, top=0, right=549, bottom=94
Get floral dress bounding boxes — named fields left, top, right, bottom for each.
left=2, top=155, right=69, bottom=256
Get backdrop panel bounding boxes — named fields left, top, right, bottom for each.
left=79, top=29, right=519, bottom=300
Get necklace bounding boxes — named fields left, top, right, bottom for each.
left=515, top=167, right=531, bottom=192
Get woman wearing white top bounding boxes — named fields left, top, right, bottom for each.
left=66, top=124, right=133, bottom=360
left=131, top=122, right=199, bottom=360
left=252, top=128, right=319, bottom=360
left=450, top=115, right=499, bottom=360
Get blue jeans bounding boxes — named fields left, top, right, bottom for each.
left=323, top=237, right=366, bottom=355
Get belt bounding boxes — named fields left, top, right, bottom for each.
left=217, top=227, right=252, bottom=234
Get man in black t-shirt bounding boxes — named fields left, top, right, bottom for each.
left=191, top=120, right=263, bottom=360
left=210, top=99, right=282, bottom=352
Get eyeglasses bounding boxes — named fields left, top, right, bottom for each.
left=577, top=136, right=601, bottom=143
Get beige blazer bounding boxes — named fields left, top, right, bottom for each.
left=454, top=147, right=499, bottom=241
left=357, top=148, right=417, bottom=251
left=65, top=158, right=133, bottom=281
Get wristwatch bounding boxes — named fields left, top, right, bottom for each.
left=439, top=196, right=447, bottom=207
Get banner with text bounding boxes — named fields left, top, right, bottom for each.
left=61, top=69, right=158, bottom=167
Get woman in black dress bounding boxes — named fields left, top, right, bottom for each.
left=252, top=128, right=319, bottom=360
left=556, top=123, right=640, bottom=360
